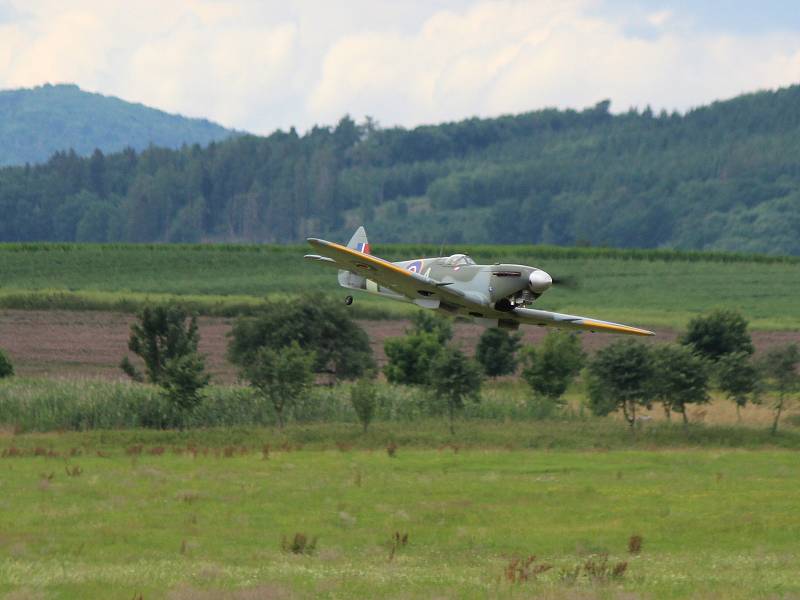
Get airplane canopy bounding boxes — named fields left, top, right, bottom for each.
left=444, top=253, right=475, bottom=266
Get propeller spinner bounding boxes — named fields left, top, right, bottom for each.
left=529, top=269, right=553, bottom=294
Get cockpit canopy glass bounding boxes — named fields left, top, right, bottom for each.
left=444, top=253, right=475, bottom=266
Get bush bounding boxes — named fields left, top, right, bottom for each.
left=521, top=331, right=584, bottom=412
left=120, top=304, right=210, bottom=415
left=587, top=339, right=654, bottom=427
left=410, top=311, right=453, bottom=343
left=120, top=304, right=203, bottom=384
left=759, top=344, right=800, bottom=435
left=680, top=309, right=753, bottom=361
left=428, top=347, right=483, bottom=433
left=716, top=351, right=760, bottom=421
left=650, top=344, right=710, bottom=425
left=0, top=349, right=13, bottom=379
left=240, top=342, right=315, bottom=428
left=476, top=328, right=522, bottom=377
left=228, top=298, right=374, bottom=381
left=384, top=331, right=443, bottom=385
left=161, top=352, right=211, bottom=414
left=350, top=378, right=378, bottom=432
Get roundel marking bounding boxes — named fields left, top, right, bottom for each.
left=407, top=260, right=423, bottom=274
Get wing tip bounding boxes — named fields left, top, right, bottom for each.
left=582, top=319, right=655, bottom=336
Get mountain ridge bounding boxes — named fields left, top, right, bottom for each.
left=0, top=83, right=236, bottom=166
left=0, top=83, right=799, bottom=254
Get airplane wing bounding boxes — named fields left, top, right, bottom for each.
left=306, top=238, right=472, bottom=309
left=512, top=307, right=654, bottom=336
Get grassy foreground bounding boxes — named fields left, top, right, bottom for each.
left=0, top=439, right=798, bottom=599
left=1, top=243, right=798, bottom=329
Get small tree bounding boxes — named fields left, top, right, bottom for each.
left=651, top=344, right=710, bottom=426
left=121, top=305, right=210, bottom=419
left=428, top=347, right=483, bottom=434
left=410, top=311, right=453, bottom=344
left=240, top=342, right=315, bottom=428
left=228, top=298, right=375, bottom=382
left=521, top=331, right=585, bottom=414
left=476, top=328, right=522, bottom=377
left=350, top=378, right=378, bottom=432
left=680, top=309, right=754, bottom=362
left=161, top=353, right=211, bottom=414
left=759, top=344, right=800, bottom=435
left=0, top=349, right=13, bottom=379
left=120, top=305, right=202, bottom=384
left=716, top=351, right=760, bottom=421
left=587, top=339, right=654, bottom=428
left=383, top=332, right=443, bottom=385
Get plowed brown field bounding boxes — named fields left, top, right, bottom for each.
left=1, top=310, right=797, bottom=383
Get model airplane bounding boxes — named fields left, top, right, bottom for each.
left=305, top=226, right=654, bottom=336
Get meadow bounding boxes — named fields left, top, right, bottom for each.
left=0, top=435, right=798, bottom=599
left=0, top=243, right=799, bottom=329
left=1, top=243, right=799, bottom=598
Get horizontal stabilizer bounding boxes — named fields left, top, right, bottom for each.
left=304, top=254, right=339, bottom=268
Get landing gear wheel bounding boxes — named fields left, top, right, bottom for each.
left=344, top=295, right=353, bottom=306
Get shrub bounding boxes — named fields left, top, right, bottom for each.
left=428, top=347, right=483, bottom=434
left=384, top=331, right=443, bottom=385
left=587, top=339, right=654, bottom=427
left=680, top=308, right=753, bottom=361
left=240, top=342, right=315, bottom=428
left=161, top=352, right=211, bottom=414
left=716, top=351, right=760, bottom=421
left=650, top=344, right=710, bottom=425
left=350, top=378, right=378, bottom=432
left=521, top=331, right=585, bottom=414
left=120, top=304, right=203, bottom=384
left=228, top=298, right=374, bottom=381
left=410, top=311, right=453, bottom=344
left=759, top=344, right=800, bottom=435
left=120, top=304, right=210, bottom=415
left=0, top=349, right=13, bottom=379
left=281, top=533, right=317, bottom=555
left=476, top=328, right=522, bottom=377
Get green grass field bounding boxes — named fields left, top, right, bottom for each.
left=0, top=432, right=798, bottom=599
left=0, top=243, right=798, bottom=329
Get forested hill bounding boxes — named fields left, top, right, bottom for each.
left=1, top=84, right=799, bottom=254
left=0, top=84, right=234, bottom=166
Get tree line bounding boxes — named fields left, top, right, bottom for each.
left=1, top=85, right=800, bottom=253
left=4, top=301, right=790, bottom=435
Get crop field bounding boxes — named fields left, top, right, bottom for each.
left=0, top=243, right=798, bottom=329
left=0, top=431, right=798, bottom=599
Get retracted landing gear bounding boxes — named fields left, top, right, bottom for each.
left=344, top=295, right=354, bottom=306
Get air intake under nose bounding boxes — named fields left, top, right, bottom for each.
left=529, top=269, right=552, bottom=293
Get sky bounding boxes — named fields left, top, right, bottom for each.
left=1, top=0, right=799, bottom=134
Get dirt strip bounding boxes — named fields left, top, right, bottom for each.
left=0, top=310, right=797, bottom=382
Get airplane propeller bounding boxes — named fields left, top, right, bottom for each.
left=550, top=275, right=579, bottom=289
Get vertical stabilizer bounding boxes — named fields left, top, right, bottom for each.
left=346, top=225, right=370, bottom=254
left=339, top=226, right=369, bottom=288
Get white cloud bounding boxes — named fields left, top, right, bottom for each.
left=311, top=0, right=800, bottom=127
left=647, top=10, right=672, bottom=28
left=0, top=0, right=799, bottom=133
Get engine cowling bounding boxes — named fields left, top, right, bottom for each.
left=528, top=269, right=552, bottom=294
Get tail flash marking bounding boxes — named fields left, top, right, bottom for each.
left=356, top=242, right=371, bottom=254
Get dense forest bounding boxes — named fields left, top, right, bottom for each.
left=0, top=84, right=234, bottom=166
left=1, top=85, right=799, bottom=254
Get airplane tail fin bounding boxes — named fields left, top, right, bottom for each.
left=339, top=226, right=369, bottom=289
left=346, top=225, right=370, bottom=254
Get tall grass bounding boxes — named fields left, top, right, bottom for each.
left=1, top=378, right=798, bottom=449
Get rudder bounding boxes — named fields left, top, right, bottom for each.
left=347, top=226, right=370, bottom=254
